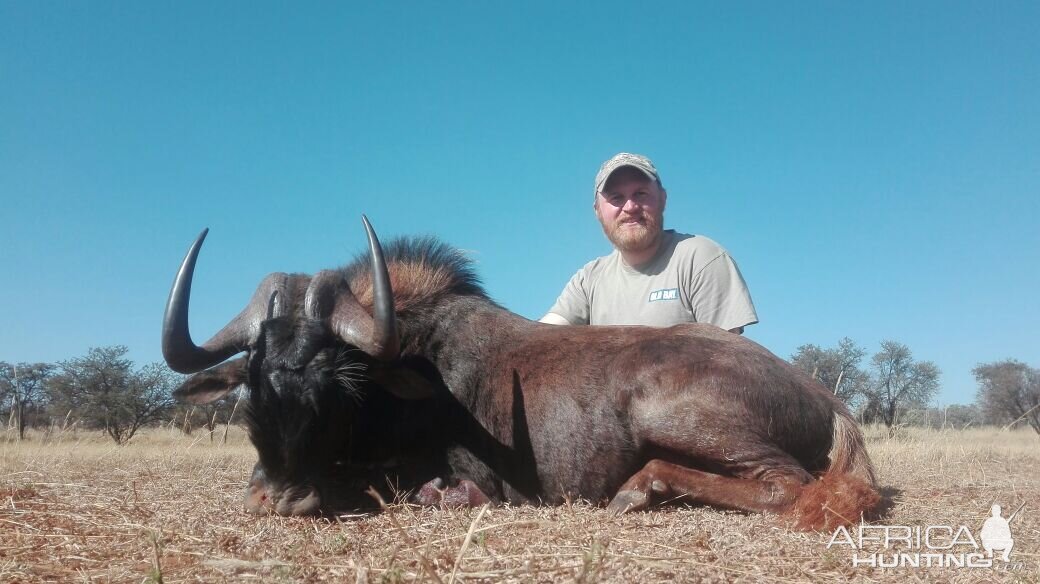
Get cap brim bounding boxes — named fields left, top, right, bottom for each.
left=596, top=163, right=658, bottom=194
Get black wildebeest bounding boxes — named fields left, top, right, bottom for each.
left=162, top=217, right=879, bottom=529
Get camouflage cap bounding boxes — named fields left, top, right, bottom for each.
left=594, top=152, right=661, bottom=197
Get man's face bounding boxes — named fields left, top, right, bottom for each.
left=594, top=167, right=667, bottom=254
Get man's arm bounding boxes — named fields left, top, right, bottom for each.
left=542, top=268, right=591, bottom=325
left=687, top=250, right=758, bottom=333
left=539, top=313, right=571, bottom=325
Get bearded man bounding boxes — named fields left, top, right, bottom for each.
left=540, top=152, right=757, bottom=334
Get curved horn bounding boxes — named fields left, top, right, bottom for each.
left=304, top=215, right=399, bottom=361
left=162, top=229, right=289, bottom=373
left=363, top=215, right=399, bottom=360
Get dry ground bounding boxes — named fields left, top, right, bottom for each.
left=1, top=425, right=1037, bottom=583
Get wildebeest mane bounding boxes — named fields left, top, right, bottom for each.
left=343, top=236, right=488, bottom=312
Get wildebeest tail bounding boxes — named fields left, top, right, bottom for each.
left=786, top=410, right=880, bottom=531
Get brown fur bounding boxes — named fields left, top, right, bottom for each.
left=784, top=412, right=880, bottom=530
left=786, top=473, right=880, bottom=531
left=350, top=261, right=461, bottom=313
left=352, top=246, right=884, bottom=529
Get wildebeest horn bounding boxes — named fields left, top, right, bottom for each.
left=304, top=215, right=399, bottom=361
left=162, top=228, right=290, bottom=373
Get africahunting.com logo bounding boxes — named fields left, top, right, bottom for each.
left=827, top=503, right=1026, bottom=569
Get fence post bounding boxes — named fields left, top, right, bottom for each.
left=13, top=364, right=25, bottom=441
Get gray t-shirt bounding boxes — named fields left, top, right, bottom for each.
left=547, top=230, right=758, bottom=329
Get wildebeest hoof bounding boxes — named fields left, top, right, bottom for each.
left=440, top=479, right=491, bottom=508
left=607, top=489, right=649, bottom=514
left=414, top=478, right=490, bottom=509
left=414, top=478, right=446, bottom=506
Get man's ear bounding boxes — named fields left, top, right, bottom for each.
left=173, top=357, right=248, bottom=404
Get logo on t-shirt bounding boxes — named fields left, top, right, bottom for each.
left=648, top=288, right=679, bottom=302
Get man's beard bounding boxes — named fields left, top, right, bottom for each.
left=601, top=210, right=664, bottom=253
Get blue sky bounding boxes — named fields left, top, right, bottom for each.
left=2, top=2, right=1037, bottom=406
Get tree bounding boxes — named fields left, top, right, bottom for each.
left=939, top=403, right=985, bottom=429
left=898, top=403, right=983, bottom=429
left=0, top=362, right=54, bottom=439
left=790, top=337, right=869, bottom=406
left=973, top=359, right=1040, bottom=435
left=859, top=341, right=940, bottom=429
left=47, top=346, right=177, bottom=444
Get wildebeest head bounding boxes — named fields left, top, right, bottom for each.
left=161, top=217, right=409, bottom=516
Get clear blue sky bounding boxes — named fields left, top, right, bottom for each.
left=2, top=2, right=1037, bottom=406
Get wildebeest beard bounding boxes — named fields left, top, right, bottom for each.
left=238, top=317, right=452, bottom=516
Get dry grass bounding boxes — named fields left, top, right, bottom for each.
left=1, top=426, right=1037, bottom=583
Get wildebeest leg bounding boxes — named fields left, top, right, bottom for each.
left=607, top=459, right=808, bottom=515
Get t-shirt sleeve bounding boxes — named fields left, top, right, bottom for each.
left=546, top=268, right=591, bottom=325
left=689, top=252, right=759, bottom=330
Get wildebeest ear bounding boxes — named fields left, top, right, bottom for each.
left=370, top=366, right=437, bottom=400
left=173, top=357, right=248, bottom=404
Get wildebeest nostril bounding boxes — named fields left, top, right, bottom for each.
left=243, top=483, right=273, bottom=515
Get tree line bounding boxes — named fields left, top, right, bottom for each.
left=0, top=346, right=238, bottom=444
left=790, top=338, right=1039, bottom=434
left=1, top=342, right=1037, bottom=444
